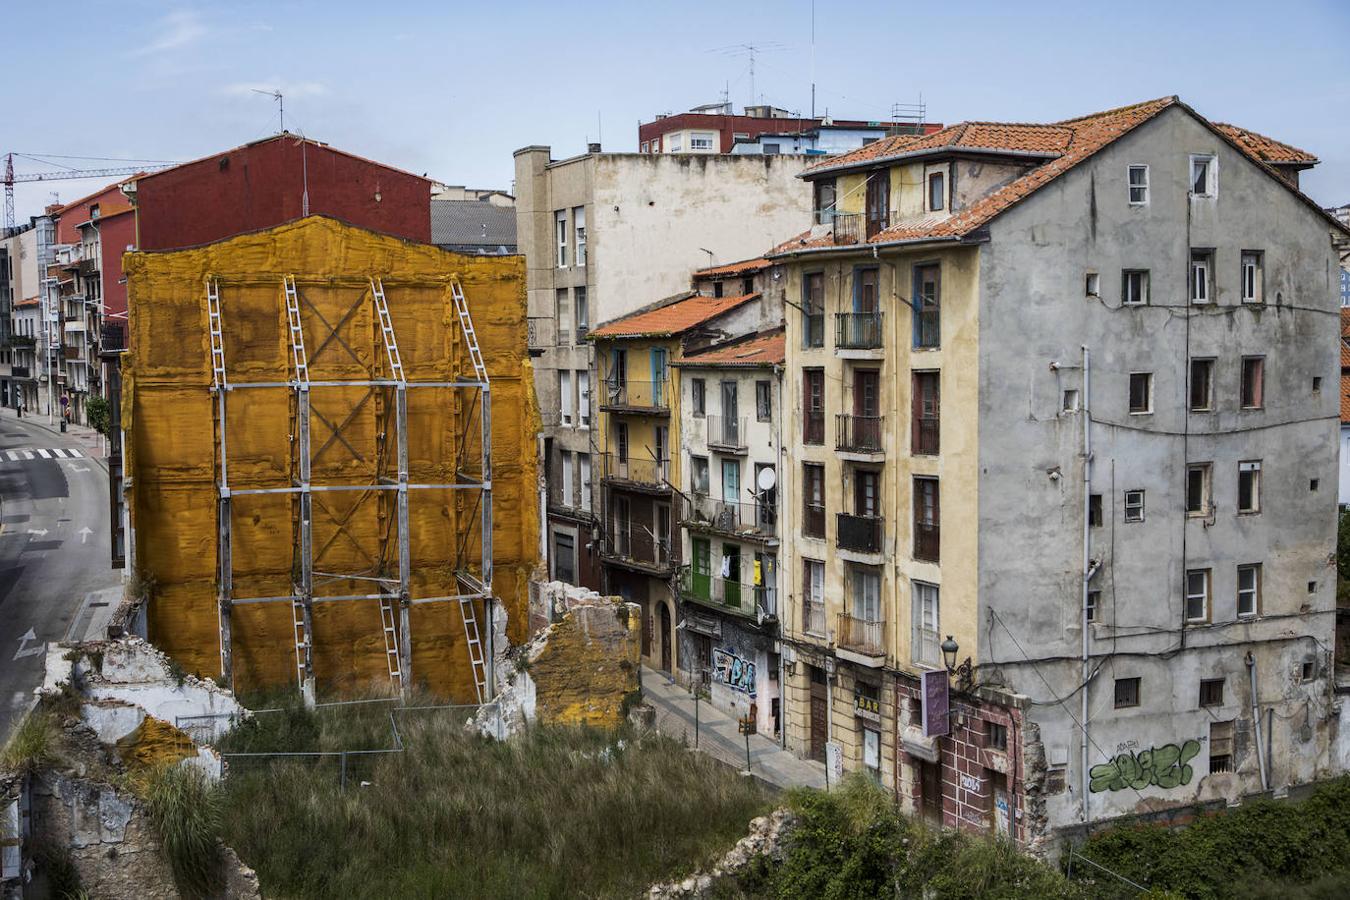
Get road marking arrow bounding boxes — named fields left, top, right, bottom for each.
left=68, top=466, right=90, bottom=473
left=26, top=529, right=48, bottom=537
left=77, top=527, right=92, bottom=544
left=13, top=629, right=43, bottom=660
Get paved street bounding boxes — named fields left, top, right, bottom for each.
left=0, top=409, right=120, bottom=741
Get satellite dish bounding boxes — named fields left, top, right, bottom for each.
left=756, top=467, right=777, bottom=491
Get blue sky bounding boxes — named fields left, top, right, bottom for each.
left=7, top=0, right=1349, bottom=220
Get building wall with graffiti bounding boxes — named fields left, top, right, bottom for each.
left=677, top=607, right=778, bottom=737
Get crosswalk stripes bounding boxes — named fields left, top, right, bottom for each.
left=1, top=447, right=85, bottom=462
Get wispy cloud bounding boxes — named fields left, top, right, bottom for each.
left=129, top=9, right=208, bottom=57
left=222, top=80, right=328, bottom=100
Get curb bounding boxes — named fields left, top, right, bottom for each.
left=2, top=410, right=109, bottom=473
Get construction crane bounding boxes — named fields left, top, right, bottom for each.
left=4, top=152, right=177, bottom=232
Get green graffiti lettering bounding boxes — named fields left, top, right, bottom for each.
left=1087, top=739, right=1203, bottom=793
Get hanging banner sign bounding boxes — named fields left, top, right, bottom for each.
left=921, top=669, right=950, bottom=737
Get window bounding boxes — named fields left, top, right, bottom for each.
left=1186, top=463, right=1211, bottom=516
left=560, top=449, right=575, bottom=505
left=803, top=369, right=825, bottom=444
left=712, top=280, right=724, bottom=298
left=1199, top=678, right=1224, bottom=708
left=559, top=371, right=573, bottom=426
left=987, top=721, right=1008, bottom=752
left=1114, top=677, right=1140, bottom=709
left=1122, top=269, right=1150, bottom=306
left=668, top=134, right=683, bottom=153
left=1240, top=357, right=1264, bottom=409
left=640, top=141, right=650, bottom=153
left=616, top=422, right=629, bottom=462
left=756, top=380, right=772, bottom=422
left=1085, top=272, right=1100, bottom=297
left=1127, top=164, right=1149, bottom=205
left=552, top=529, right=576, bottom=583
left=1062, top=389, right=1079, bottom=412
left=913, top=477, right=940, bottom=562
left=1237, top=564, right=1261, bottom=618
left=577, top=370, right=590, bottom=427
left=555, top=210, right=568, bottom=267
left=574, top=287, right=589, bottom=339
left=573, top=206, right=587, bottom=266
left=913, top=264, right=940, bottom=349
left=579, top=453, right=592, bottom=512
left=814, top=180, right=837, bottom=225
left=1185, top=569, right=1211, bottom=622
left=849, top=563, right=881, bottom=620
left=928, top=171, right=945, bottom=211
left=912, top=370, right=940, bottom=454
left=1086, top=589, right=1101, bottom=624
left=912, top=581, right=940, bottom=666
left=1190, top=154, right=1216, bottom=197
left=1209, top=721, right=1234, bottom=773
left=763, top=143, right=780, bottom=155
left=802, top=463, right=825, bottom=538
left=1128, top=372, right=1152, bottom=414
left=691, top=455, right=709, bottom=495
left=742, top=277, right=754, bottom=295
left=691, top=378, right=706, bottom=417
left=863, top=727, right=881, bottom=779
left=1089, top=494, right=1103, bottom=527
left=1190, top=250, right=1212, bottom=303
left=691, top=132, right=715, bottom=150
left=1241, top=251, right=1263, bottom=303
left=1238, top=461, right=1261, bottom=514
left=1189, top=358, right=1214, bottom=412
left=555, top=288, right=571, bottom=345
left=1124, top=490, right=1145, bottom=523
left=803, top=272, right=825, bottom=347
left=803, top=559, right=825, bottom=634
left=1314, top=376, right=1323, bottom=392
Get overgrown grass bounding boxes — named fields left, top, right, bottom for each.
left=1074, top=777, right=1350, bottom=900
left=0, top=710, right=60, bottom=774
left=725, top=773, right=1083, bottom=900
left=141, top=763, right=224, bottom=899
left=218, top=697, right=771, bottom=899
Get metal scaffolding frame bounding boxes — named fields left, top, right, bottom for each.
left=208, top=274, right=494, bottom=702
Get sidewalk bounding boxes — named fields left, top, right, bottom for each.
left=0, top=407, right=108, bottom=470
left=643, top=665, right=826, bottom=791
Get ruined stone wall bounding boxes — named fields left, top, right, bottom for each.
left=529, top=598, right=641, bottom=727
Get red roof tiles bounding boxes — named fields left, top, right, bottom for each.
left=676, top=329, right=785, bottom=367
left=1213, top=124, right=1317, bottom=166
left=589, top=292, right=760, bottom=339
left=694, top=257, right=770, bottom=279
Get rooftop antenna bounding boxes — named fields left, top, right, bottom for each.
left=706, top=43, right=786, bottom=112
left=252, top=88, right=284, bottom=133
left=810, top=0, right=816, bottom=119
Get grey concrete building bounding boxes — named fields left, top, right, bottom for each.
left=768, top=95, right=1349, bottom=850
left=513, top=144, right=813, bottom=591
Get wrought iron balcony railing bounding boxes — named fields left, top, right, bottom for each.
left=837, top=513, right=884, bottom=554
left=601, top=452, right=670, bottom=488
left=836, top=414, right=883, bottom=453
left=835, top=312, right=884, bottom=349
left=705, top=415, right=746, bottom=452
left=682, top=493, right=776, bottom=537
left=837, top=613, right=885, bottom=656
left=599, top=378, right=669, bottom=412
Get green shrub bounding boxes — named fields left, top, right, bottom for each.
left=142, top=764, right=223, bottom=898
left=0, top=711, right=60, bottom=774
left=86, top=395, right=110, bottom=436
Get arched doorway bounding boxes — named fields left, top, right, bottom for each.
left=658, top=602, right=672, bottom=673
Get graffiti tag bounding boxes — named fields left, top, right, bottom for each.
left=712, top=648, right=756, bottom=696
left=1089, top=740, right=1201, bottom=793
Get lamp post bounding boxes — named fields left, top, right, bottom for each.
left=940, top=635, right=973, bottom=692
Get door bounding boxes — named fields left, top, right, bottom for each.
left=722, top=544, right=742, bottom=609
left=650, top=347, right=668, bottom=405
left=754, top=463, right=776, bottom=529
left=855, top=469, right=879, bottom=518
left=853, top=369, right=880, bottom=449
left=655, top=425, right=669, bottom=480
left=809, top=666, right=828, bottom=762
left=919, top=761, right=943, bottom=824
left=694, top=633, right=712, bottom=684
left=722, top=459, right=740, bottom=504
left=854, top=267, right=878, bottom=314
left=614, top=496, right=631, bottom=557
left=721, top=380, right=739, bottom=445
left=691, top=538, right=711, bottom=600
left=865, top=171, right=890, bottom=238
left=659, top=602, right=672, bottom=672
left=610, top=348, right=627, bottom=400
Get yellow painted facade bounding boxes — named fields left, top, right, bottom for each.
left=122, top=216, right=538, bottom=700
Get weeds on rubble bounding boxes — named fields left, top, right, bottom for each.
left=31, top=840, right=84, bottom=899
left=142, top=764, right=223, bottom=899
left=217, top=694, right=771, bottom=899
left=0, top=711, right=60, bottom=774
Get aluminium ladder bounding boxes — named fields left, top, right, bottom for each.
left=450, top=279, right=488, bottom=384
left=370, top=278, right=409, bottom=690
left=283, top=275, right=314, bottom=691
left=379, top=597, right=402, bottom=681
left=282, top=275, right=310, bottom=383
left=370, top=278, right=405, bottom=382
left=291, top=600, right=308, bottom=688
left=206, top=278, right=231, bottom=683
left=206, top=278, right=227, bottom=390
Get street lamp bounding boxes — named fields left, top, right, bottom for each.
left=941, top=635, right=973, bottom=691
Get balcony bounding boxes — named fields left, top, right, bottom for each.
left=914, top=307, right=940, bottom=349
left=100, top=322, right=126, bottom=352
left=62, top=346, right=81, bottom=361
left=526, top=316, right=554, bottom=352
left=803, top=409, right=825, bottom=445
left=837, top=613, right=885, bottom=664
left=678, top=566, right=761, bottom=618
left=575, top=325, right=589, bottom=343
left=802, top=599, right=826, bottom=636
left=601, top=452, right=670, bottom=490
left=803, top=503, right=826, bottom=540
left=705, top=415, right=746, bottom=453
left=7, top=334, right=35, bottom=349
left=602, top=524, right=674, bottom=573
left=77, top=258, right=98, bottom=277
left=836, top=414, right=884, bottom=454
left=832, top=213, right=864, bottom=245
left=913, top=414, right=939, bottom=455
left=835, top=312, right=884, bottom=350
left=914, top=521, right=940, bottom=563
left=837, top=513, right=884, bottom=554
left=682, top=493, right=776, bottom=539
left=598, top=378, right=669, bottom=415
left=10, top=366, right=31, bottom=380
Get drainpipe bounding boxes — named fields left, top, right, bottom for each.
left=1247, top=651, right=1268, bottom=791
left=1080, top=345, right=1092, bottom=824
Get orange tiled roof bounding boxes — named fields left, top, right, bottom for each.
left=1341, top=339, right=1350, bottom=370
left=1342, top=359, right=1350, bottom=423
left=676, top=329, right=785, bottom=367
left=776, top=97, right=1343, bottom=257
left=13, top=298, right=39, bottom=309
left=1213, top=124, right=1317, bottom=166
left=589, top=292, right=760, bottom=339
left=1340, top=308, right=1350, bottom=339
left=694, top=257, right=770, bottom=279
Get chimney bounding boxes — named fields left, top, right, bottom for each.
left=587, top=143, right=602, bottom=154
